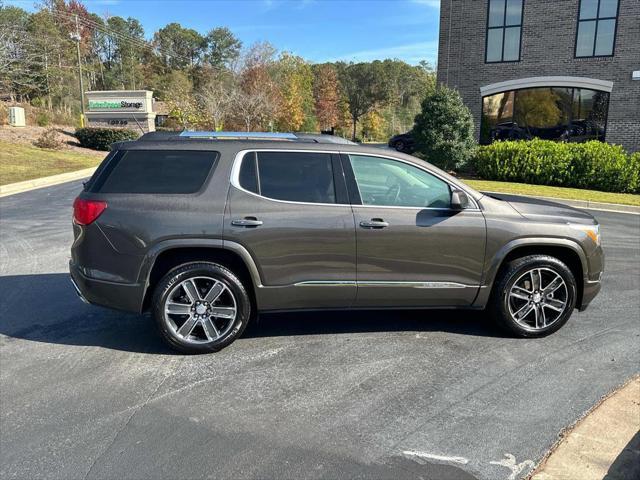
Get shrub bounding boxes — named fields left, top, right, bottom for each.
left=75, top=127, right=139, bottom=151
left=0, top=103, right=7, bottom=126
left=472, top=139, right=640, bottom=193
left=35, top=111, right=51, bottom=127
left=413, top=85, right=475, bottom=171
left=33, top=128, right=63, bottom=150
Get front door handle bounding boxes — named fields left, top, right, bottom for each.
left=359, top=218, right=389, bottom=229
left=231, top=217, right=263, bottom=227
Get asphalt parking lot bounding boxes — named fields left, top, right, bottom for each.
left=1, top=180, right=639, bottom=480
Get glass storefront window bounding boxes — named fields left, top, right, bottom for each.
left=480, top=86, right=609, bottom=144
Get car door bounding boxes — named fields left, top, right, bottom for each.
left=224, top=150, right=357, bottom=311
left=343, top=153, right=486, bottom=307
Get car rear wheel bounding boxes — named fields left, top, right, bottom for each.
left=152, top=262, right=251, bottom=353
left=489, top=255, right=577, bottom=337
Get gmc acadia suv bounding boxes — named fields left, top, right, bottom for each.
left=70, top=131, right=604, bottom=353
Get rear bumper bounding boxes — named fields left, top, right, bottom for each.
left=69, top=261, right=145, bottom=313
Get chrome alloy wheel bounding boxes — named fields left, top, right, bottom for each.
left=163, top=276, right=237, bottom=344
left=508, top=267, right=568, bottom=330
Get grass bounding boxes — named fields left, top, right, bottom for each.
left=0, top=140, right=105, bottom=186
left=464, top=178, right=640, bottom=207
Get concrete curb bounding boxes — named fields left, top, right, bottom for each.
left=530, top=376, right=640, bottom=480
left=482, top=190, right=640, bottom=215
left=0, top=167, right=97, bottom=198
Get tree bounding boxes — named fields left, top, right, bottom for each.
left=361, top=110, right=385, bottom=141
left=167, top=81, right=204, bottom=130
left=154, top=22, right=204, bottom=69
left=204, top=27, right=241, bottom=69
left=196, top=71, right=234, bottom=130
left=231, top=42, right=279, bottom=131
left=413, top=85, right=476, bottom=171
left=337, top=61, right=390, bottom=140
left=0, top=6, right=46, bottom=100
left=274, top=53, right=314, bottom=131
left=313, top=64, right=340, bottom=131
left=105, top=16, right=145, bottom=89
left=381, top=59, right=435, bottom=134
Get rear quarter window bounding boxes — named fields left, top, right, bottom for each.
left=90, top=150, right=217, bottom=194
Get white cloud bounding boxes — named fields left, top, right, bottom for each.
left=328, top=41, right=438, bottom=65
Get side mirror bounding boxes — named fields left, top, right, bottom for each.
left=451, top=189, right=470, bottom=210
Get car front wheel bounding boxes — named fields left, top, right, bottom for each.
left=152, top=262, right=251, bottom=353
left=490, top=255, right=577, bottom=337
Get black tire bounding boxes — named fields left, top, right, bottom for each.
left=394, top=140, right=405, bottom=152
left=489, top=255, right=577, bottom=337
left=152, top=262, right=251, bottom=354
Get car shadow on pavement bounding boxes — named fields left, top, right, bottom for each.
left=0, top=273, right=504, bottom=354
left=604, top=430, right=640, bottom=480
left=246, top=308, right=502, bottom=339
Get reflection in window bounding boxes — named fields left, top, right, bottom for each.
left=576, top=0, right=618, bottom=57
left=349, top=155, right=451, bottom=208
left=481, top=87, right=609, bottom=144
left=486, top=0, right=523, bottom=62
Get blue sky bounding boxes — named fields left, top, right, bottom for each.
left=8, top=0, right=441, bottom=65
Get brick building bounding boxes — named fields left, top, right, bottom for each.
left=437, top=0, right=639, bottom=152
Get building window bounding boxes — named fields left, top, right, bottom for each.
left=486, top=0, right=524, bottom=63
left=576, top=0, right=619, bottom=57
left=480, top=87, right=609, bottom=144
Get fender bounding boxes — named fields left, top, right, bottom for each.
left=473, top=236, right=588, bottom=308
left=137, top=237, right=264, bottom=294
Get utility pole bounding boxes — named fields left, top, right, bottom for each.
left=70, top=15, right=85, bottom=118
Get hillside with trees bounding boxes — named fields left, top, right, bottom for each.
left=0, top=0, right=434, bottom=140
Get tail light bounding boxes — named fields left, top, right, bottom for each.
left=73, top=197, right=107, bottom=225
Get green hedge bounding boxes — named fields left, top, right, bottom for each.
left=471, top=139, right=640, bottom=194
left=75, top=127, right=139, bottom=151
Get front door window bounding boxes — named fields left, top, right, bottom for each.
left=349, top=155, right=451, bottom=209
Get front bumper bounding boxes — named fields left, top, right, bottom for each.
left=69, top=261, right=145, bottom=313
left=579, top=277, right=602, bottom=311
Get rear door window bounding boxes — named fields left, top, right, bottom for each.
left=239, top=151, right=336, bottom=204
left=91, top=150, right=217, bottom=194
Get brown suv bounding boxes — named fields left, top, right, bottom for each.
left=70, top=131, right=603, bottom=353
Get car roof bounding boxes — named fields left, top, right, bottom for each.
left=133, top=131, right=357, bottom=145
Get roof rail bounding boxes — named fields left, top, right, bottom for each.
left=179, top=131, right=298, bottom=140
left=136, top=131, right=357, bottom=145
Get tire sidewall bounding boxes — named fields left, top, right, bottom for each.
left=153, top=262, right=250, bottom=353
left=496, top=256, right=577, bottom=337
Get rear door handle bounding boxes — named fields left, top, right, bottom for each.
left=231, top=217, right=263, bottom=227
left=359, top=218, right=389, bottom=229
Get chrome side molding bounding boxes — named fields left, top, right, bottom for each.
left=293, top=280, right=473, bottom=289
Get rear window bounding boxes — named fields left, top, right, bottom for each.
left=90, top=150, right=217, bottom=194
left=238, top=151, right=336, bottom=204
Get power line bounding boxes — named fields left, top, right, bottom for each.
left=46, top=9, right=197, bottom=65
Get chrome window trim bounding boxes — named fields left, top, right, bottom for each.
left=230, top=149, right=481, bottom=211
